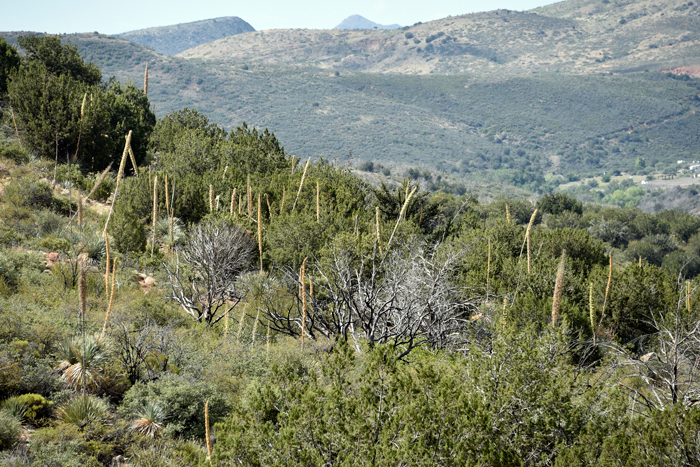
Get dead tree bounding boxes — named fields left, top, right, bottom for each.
left=260, top=238, right=476, bottom=358
left=164, top=221, right=256, bottom=326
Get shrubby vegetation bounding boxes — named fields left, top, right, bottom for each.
left=0, top=34, right=699, bottom=466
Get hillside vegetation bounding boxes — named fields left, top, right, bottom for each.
left=118, top=16, right=255, bottom=56
left=3, top=0, right=699, bottom=206
left=2, top=31, right=700, bottom=467
left=179, top=0, right=700, bottom=74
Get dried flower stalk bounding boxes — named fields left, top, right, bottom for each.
left=100, top=258, right=118, bottom=342
left=104, top=233, right=110, bottom=295
left=552, top=249, right=566, bottom=326
left=247, top=175, right=252, bottom=220
left=316, top=181, right=320, bottom=222
left=375, top=207, right=383, bottom=253
left=300, top=257, right=307, bottom=350
left=103, top=131, right=132, bottom=237
left=486, top=238, right=491, bottom=302
left=598, top=252, right=613, bottom=330
left=78, top=262, right=86, bottom=317
left=143, top=63, right=149, bottom=98
left=265, top=193, right=272, bottom=220
left=526, top=209, right=538, bottom=275
left=292, top=158, right=311, bottom=212
left=236, top=306, right=246, bottom=344
left=164, top=175, right=170, bottom=217
left=205, top=400, right=212, bottom=465
left=589, top=283, right=596, bottom=343
left=280, top=187, right=286, bottom=214
left=85, top=163, right=112, bottom=202
left=151, top=175, right=158, bottom=256
left=258, top=194, right=263, bottom=274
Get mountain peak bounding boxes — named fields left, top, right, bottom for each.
left=333, top=15, right=401, bottom=30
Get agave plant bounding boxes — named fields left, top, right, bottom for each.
left=57, top=395, right=109, bottom=428
left=130, top=401, right=166, bottom=438
left=56, top=335, right=110, bottom=390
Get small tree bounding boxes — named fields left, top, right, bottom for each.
left=165, top=221, right=256, bottom=325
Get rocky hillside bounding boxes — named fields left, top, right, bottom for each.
left=178, top=0, right=700, bottom=75
left=118, top=16, right=255, bottom=55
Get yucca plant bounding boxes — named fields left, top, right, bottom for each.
left=131, top=401, right=166, bottom=438
left=56, top=335, right=110, bottom=390
left=57, top=395, right=109, bottom=428
left=82, top=231, right=106, bottom=264
left=1, top=397, right=27, bottom=422
left=155, top=216, right=184, bottom=247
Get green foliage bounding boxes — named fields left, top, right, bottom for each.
left=8, top=36, right=155, bottom=171
left=57, top=395, right=109, bottom=428
left=0, top=36, right=20, bottom=95
left=0, top=142, right=30, bottom=164
left=108, top=202, right=147, bottom=254
left=119, top=374, right=231, bottom=439
left=533, top=228, right=606, bottom=275
left=556, top=404, right=700, bottom=467
left=0, top=410, right=21, bottom=451
left=214, top=330, right=598, bottom=466
left=17, top=35, right=102, bottom=86
left=4, top=394, right=53, bottom=422
left=537, top=192, right=583, bottom=216
left=56, top=335, right=111, bottom=391
left=0, top=249, right=45, bottom=290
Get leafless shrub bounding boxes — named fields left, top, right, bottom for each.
left=164, top=221, right=256, bottom=326
left=260, top=238, right=477, bottom=358
left=598, top=283, right=700, bottom=411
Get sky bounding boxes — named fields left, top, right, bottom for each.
left=0, top=0, right=560, bottom=35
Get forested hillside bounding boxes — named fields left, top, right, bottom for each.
left=1, top=33, right=700, bottom=466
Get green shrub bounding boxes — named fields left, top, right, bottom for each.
left=35, top=209, right=66, bottom=236
left=13, top=394, right=52, bottom=422
left=84, top=172, right=115, bottom=203
left=119, top=374, right=231, bottom=439
left=0, top=142, right=30, bottom=164
left=34, top=234, right=71, bottom=254
left=0, top=410, right=21, bottom=451
left=1, top=397, right=27, bottom=421
left=2, top=178, right=54, bottom=210
left=54, top=164, right=88, bottom=190
left=108, top=203, right=147, bottom=255
left=0, top=249, right=44, bottom=289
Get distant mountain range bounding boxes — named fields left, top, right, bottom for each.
left=117, top=16, right=255, bottom=55
left=334, top=15, right=401, bottom=30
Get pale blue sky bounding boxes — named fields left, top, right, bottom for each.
left=1, top=0, right=559, bottom=35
